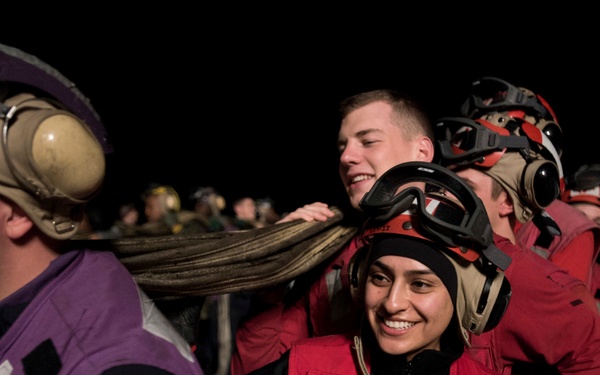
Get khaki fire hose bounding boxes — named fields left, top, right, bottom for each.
left=74, top=207, right=357, bottom=298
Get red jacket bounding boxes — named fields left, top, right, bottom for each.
left=467, top=234, right=600, bottom=374
left=231, top=236, right=363, bottom=375
left=287, top=332, right=499, bottom=375
left=515, top=199, right=600, bottom=297
left=593, top=262, right=600, bottom=311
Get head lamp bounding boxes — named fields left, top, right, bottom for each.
left=359, top=161, right=511, bottom=270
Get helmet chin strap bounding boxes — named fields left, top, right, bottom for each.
left=52, top=212, right=76, bottom=234
left=353, top=318, right=370, bottom=375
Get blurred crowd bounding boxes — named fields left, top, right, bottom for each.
left=77, top=184, right=284, bottom=375
left=78, top=184, right=283, bottom=240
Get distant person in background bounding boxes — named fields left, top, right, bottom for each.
left=90, top=202, right=140, bottom=239
left=561, top=163, right=600, bottom=310
left=189, top=186, right=237, bottom=232
left=232, top=196, right=260, bottom=229
left=256, top=197, right=281, bottom=226
left=0, top=43, right=203, bottom=374
left=132, top=183, right=209, bottom=237
left=139, top=183, right=183, bottom=235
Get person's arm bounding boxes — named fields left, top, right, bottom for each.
left=276, top=202, right=335, bottom=224
left=231, top=294, right=310, bottom=375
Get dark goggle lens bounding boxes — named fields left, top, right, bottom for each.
left=450, top=126, right=477, bottom=151
left=427, top=194, right=467, bottom=227
left=473, top=79, right=510, bottom=107
left=436, top=118, right=504, bottom=167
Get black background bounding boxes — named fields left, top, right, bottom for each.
left=2, top=19, right=598, bottom=228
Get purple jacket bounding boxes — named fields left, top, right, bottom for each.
left=0, top=249, right=204, bottom=374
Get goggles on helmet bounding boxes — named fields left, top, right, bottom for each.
left=435, top=117, right=530, bottom=168
left=437, top=115, right=563, bottom=181
left=360, top=196, right=481, bottom=263
left=359, top=161, right=512, bottom=271
left=460, top=77, right=555, bottom=121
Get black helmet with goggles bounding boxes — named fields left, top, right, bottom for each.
left=350, top=161, right=512, bottom=346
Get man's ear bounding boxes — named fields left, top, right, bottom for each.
left=417, top=136, right=435, bottom=163
left=497, top=190, right=514, bottom=217
left=5, top=203, right=34, bottom=239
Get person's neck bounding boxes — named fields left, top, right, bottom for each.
left=0, top=238, right=59, bottom=301
left=491, top=216, right=518, bottom=245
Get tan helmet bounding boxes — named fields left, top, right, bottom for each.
left=0, top=93, right=105, bottom=239
left=142, top=184, right=181, bottom=213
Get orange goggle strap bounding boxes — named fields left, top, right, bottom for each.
left=359, top=161, right=511, bottom=271
left=534, top=94, right=558, bottom=123
left=436, top=117, right=530, bottom=169
left=360, top=212, right=480, bottom=262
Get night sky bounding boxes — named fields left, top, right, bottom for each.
left=2, top=22, right=598, bottom=228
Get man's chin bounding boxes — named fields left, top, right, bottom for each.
left=347, top=184, right=372, bottom=209
left=349, top=195, right=365, bottom=210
